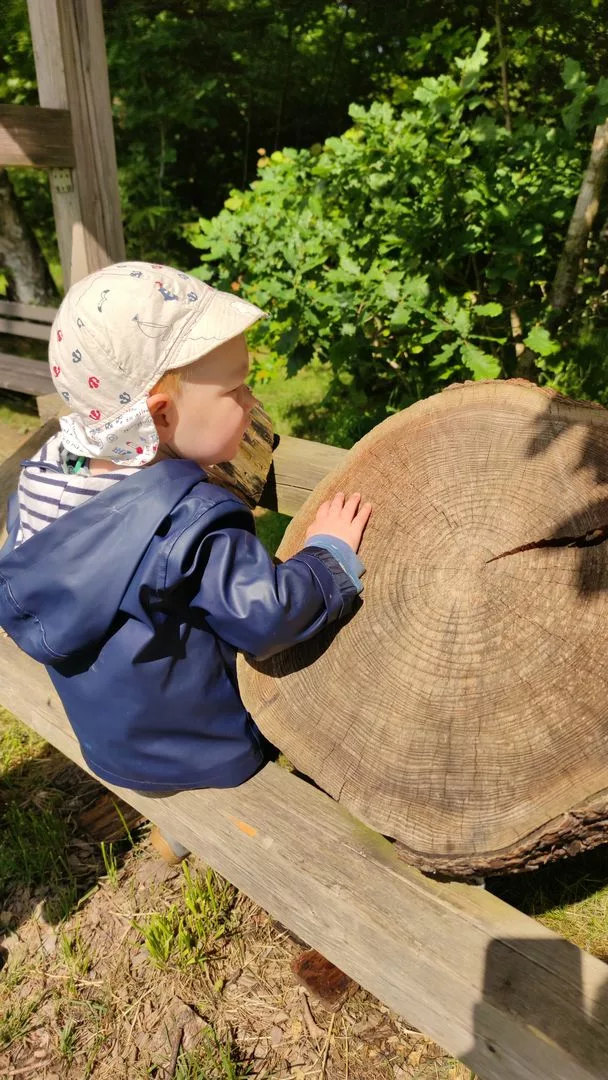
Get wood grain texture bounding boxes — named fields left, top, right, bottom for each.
left=0, top=317, right=50, bottom=341
left=239, top=379, right=608, bottom=876
left=0, top=300, right=57, bottom=322
left=27, top=0, right=124, bottom=286
left=0, top=635, right=607, bottom=1080
left=0, top=104, right=74, bottom=167
left=0, top=354, right=54, bottom=397
left=0, top=419, right=58, bottom=541
left=258, top=435, right=347, bottom=515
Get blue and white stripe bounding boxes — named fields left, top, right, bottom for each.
left=14, top=433, right=131, bottom=547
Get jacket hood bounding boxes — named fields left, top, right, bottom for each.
left=0, top=459, right=205, bottom=664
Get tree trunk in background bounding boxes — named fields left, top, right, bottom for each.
left=550, top=121, right=608, bottom=313
left=494, top=0, right=512, bottom=133
left=0, top=170, right=58, bottom=306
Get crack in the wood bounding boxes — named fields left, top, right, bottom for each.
left=486, top=524, right=608, bottom=564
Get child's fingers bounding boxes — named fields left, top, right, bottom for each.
left=329, top=492, right=346, bottom=514
left=356, top=501, right=372, bottom=527
left=342, top=492, right=361, bottom=520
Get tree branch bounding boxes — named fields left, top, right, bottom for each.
left=493, top=0, right=512, bottom=134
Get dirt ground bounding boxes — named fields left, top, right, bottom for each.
left=0, top=753, right=468, bottom=1080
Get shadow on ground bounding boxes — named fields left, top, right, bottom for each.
left=0, top=726, right=144, bottom=940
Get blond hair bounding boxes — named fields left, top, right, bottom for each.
left=149, top=368, right=183, bottom=397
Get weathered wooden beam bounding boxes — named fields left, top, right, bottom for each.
left=0, top=104, right=74, bottom=168
left=0, top=318, right=50, bottom=342
left=0, top=420, right=58, bottom=542
left=0, top=354, right=54, bottom=399
left=0, top=634, right=607, bottom=1080
left=27, top=0, right=125, bottom=288
left=260, top=435, right=347, bottom=515
left=0, top=300, right=57, bottom=323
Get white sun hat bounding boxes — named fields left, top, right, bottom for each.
left=48, top=261, right=266, bottom=465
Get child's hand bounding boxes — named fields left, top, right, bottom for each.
left=305, top=492, right=372, bottom=553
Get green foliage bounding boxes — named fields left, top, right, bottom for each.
left=60, top=929, right=92, bottom=979
left=0, top=801, right=76, bottom=911
left=0, top=995, right=44, bottom=1051
left=134, top=864, right=237, bottom=970
left=189, top=36, right=607, bottom=440
left=58, top=1018, right=79, bottom=1063
left=175, top=1026, right=252, bottom=1080
left=104, top=0, right=446, bottom=262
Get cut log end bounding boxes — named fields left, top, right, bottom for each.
left=239, top=380, right=608, bottom=876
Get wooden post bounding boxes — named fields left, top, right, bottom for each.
left=26, top=0, right=125, bottom=288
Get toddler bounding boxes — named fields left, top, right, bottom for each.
left=0, top=262, right=371, bottom=814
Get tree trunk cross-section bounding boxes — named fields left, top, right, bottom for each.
left=238, top=379, right=608, bottom=877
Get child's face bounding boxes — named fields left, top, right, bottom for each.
left=150, top=334, right=258, bottom=466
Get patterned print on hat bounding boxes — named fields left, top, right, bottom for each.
left=48, top=261, right=266, bottom=465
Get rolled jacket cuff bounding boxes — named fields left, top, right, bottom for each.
left=303, top=534, right=365, bottom=593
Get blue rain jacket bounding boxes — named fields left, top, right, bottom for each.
left=0, top=459, right=358, bottom=791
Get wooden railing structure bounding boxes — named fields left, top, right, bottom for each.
left=2, top=3, right=608, bottom=1079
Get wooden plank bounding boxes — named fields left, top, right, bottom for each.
left=259, top=434, right=347, bottom=515
left=36, top=393, right=66, bottom=423
left=0, top=354, right=53, bottom=398
left=0, top=637, right=607, bottom=1080
left=0, top=104, right=73, bottom=168
left=0, top=300, right=57, bottom=323
left=0, top=318, right=50, bottom=342
left=0, top=419, right=58, bottom=542
left=27, top=0, right=125, bottom=287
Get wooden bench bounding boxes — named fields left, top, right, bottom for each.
left=0, top=299, right=55, bottom=398
left=1, top=417, right=608, bottom=1080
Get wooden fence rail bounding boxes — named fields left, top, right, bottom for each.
left=0, top=104, right=74, bottom=168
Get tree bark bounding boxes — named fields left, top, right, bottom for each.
left=550, top=120, right=608, bottom=313
left=0, top=169, right=58, bottom=305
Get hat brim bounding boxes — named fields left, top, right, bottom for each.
left=168, top=288, right=267, bottom=373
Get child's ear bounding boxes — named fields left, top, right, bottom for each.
left=147, top=392, right=176, bottom=441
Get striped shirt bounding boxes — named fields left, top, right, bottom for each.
left=14, top=433, right=135, bottom=548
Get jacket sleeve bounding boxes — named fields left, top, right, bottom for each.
left=163, top=507, right=360, bottom=660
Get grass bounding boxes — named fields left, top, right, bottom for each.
left=174, top=1026, right=253, bottom=1080
left=58, top=1017, right=79, bottom=1063
left=0, top=995, right=45, bottom=1051
left=489, top=845, right=608, bottom=960
left=0, top=800, right=78, bottom=921
left=0, top=705, right=47, bottom=779
left=60, top=928, right=92, bottom=979
left=100, top=840, right=120, bottom=887
left=135, top=863, right=237, bottom=971
left=0, top=710, right=90, bottom=923
left=254, top=509, right=291, bottom=557
left=250, top=356, right=331, bottom=439
left=0, top=394, right=38, bottom=432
